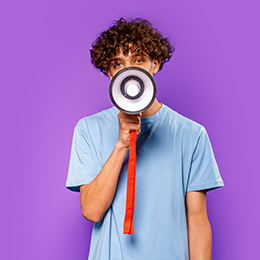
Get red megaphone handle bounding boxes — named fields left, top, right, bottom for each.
left=123, top=131, right=137, bottom=234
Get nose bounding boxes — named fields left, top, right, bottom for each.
left=124, top=61, right=132, bottom=68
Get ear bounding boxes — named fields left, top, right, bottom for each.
left=152, top=60, right=161, bottom=75
left=105, top=68, right=113, bottom=80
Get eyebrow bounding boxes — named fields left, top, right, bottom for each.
left=132, top=52, right=147, bottom=58
left=110, top=53, right=148, bottom=63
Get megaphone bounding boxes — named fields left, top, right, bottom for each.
left=109, top=67, right=157, bottom=235
left=109, top=67, right=157, bottom=114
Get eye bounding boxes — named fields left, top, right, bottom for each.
left=114, top=62, right=122, bottom=68
left=113, top=62, right=122, bottom=68
left=135, top=59, right=143, bottom=64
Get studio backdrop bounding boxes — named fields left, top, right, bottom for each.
left=0, top=0, right=259, bottom=259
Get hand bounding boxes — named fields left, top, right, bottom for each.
left=116, top=111, right=141, bottom=150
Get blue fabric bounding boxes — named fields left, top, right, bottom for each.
left=66, top=104, right=224, bottom=260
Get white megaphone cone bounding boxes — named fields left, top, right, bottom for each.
left=109, top=67, right=157, bottom=114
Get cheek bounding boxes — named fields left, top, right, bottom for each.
left=148, top=63, right=154, bottom=74
left=110, top=67, right=124, bottom=77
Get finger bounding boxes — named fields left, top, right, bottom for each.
left=122, top=117, right=141, bottom=125
left=125, top=124, right=141, bottom=132
left=119, top=116, right=140, bottom=126
left=118, top=112, right=142, bottom=119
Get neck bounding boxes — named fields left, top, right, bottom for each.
left=141, top=99, right=162, bottom=117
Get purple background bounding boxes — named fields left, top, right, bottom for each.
left=1, top=0, right=259, bottom=259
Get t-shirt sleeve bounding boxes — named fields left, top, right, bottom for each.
left=187, top=127, right=224, bottom=192
left=66, top=123, right=99, bottom=192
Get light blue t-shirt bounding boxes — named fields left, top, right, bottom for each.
left=66, top=104, right=224, bottom=260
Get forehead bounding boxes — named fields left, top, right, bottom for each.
left=112, top=47, right=148, bottom=60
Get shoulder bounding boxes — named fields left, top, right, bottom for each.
left=162, top=104, right=205, bottom=138
left=76, top=106, right=118, bottom=133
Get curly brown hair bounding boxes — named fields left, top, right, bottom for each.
left=90, top=18, right=175, bottom=76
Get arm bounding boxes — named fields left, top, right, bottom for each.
left=80, top=112, right=141, bottom=223
left=185, top=190, right=212, bottom=260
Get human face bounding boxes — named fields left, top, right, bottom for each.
left=106, top=48, right=161, bottom=80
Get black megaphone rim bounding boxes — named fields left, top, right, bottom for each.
left=109, top=67, right=157, bottom=114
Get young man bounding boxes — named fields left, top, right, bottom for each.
left=66, top=18, right=224, bottom=260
